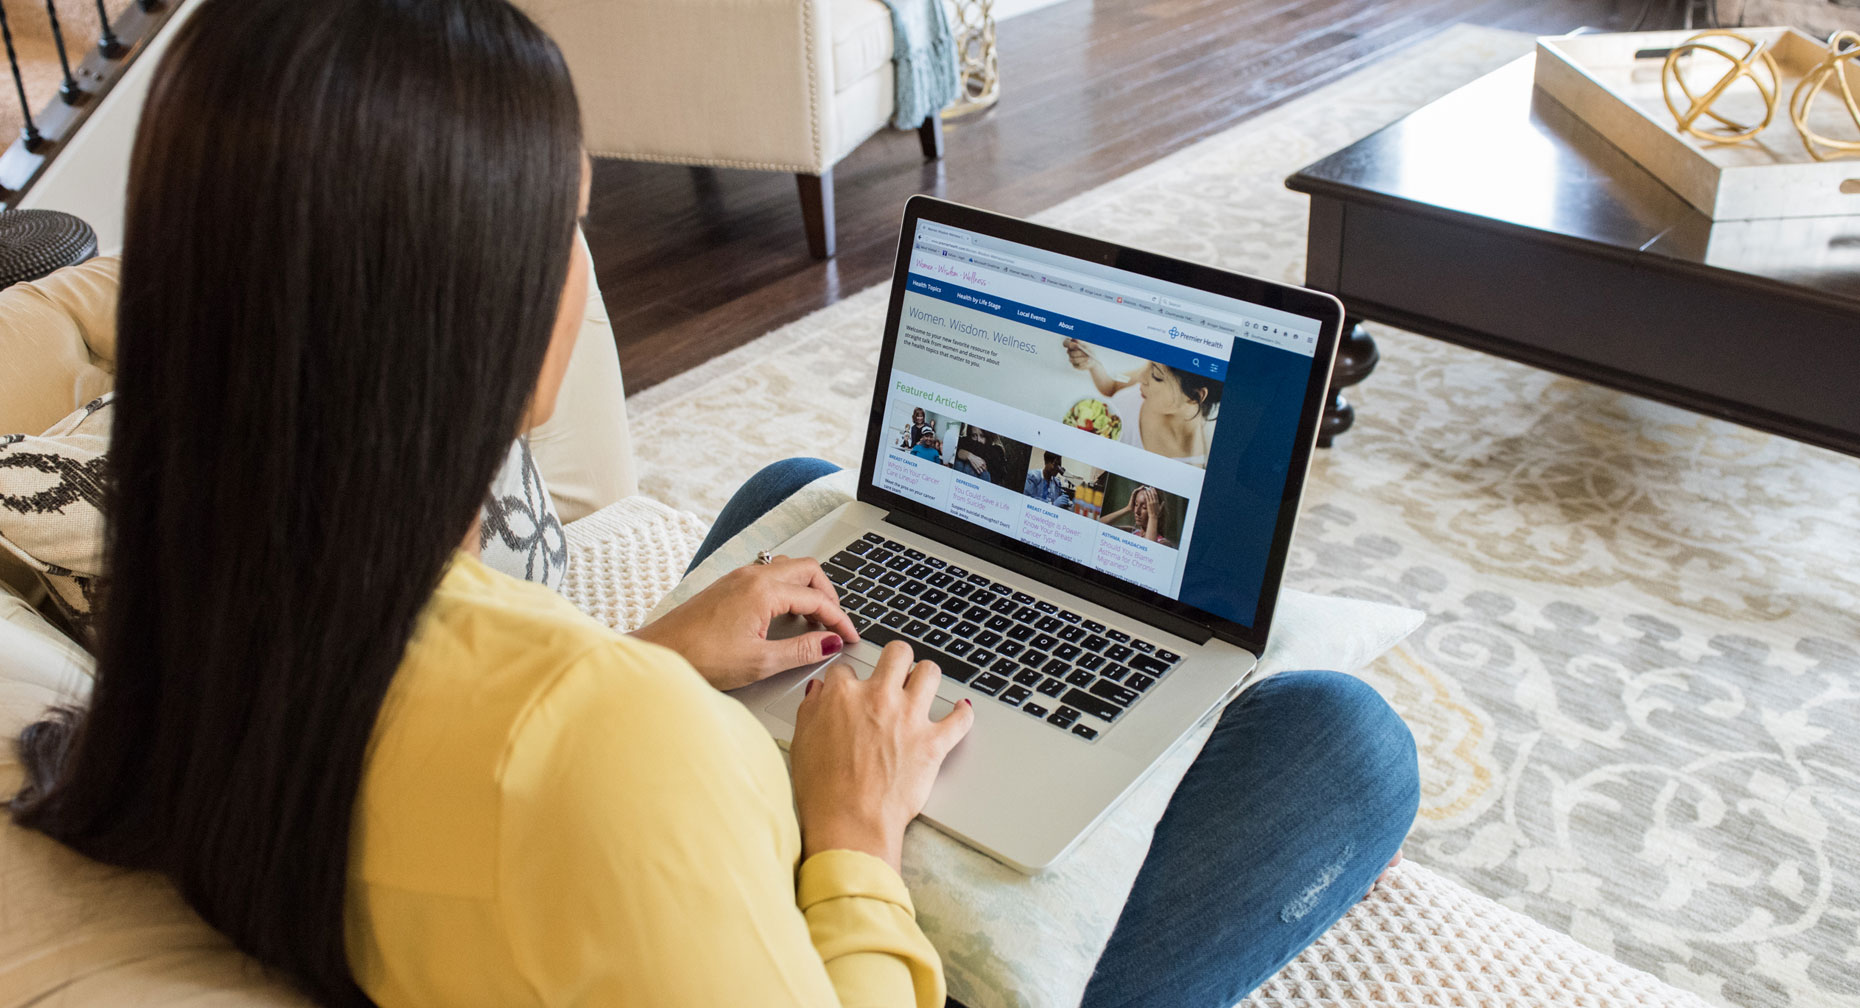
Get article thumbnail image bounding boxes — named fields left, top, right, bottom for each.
left=1100, top=474, right=1187, bottom=549
left=888, top=402, right=959, bottom=463
left=1057, top=337, right=1223, bottom=469
left=949, top=425, right=1034, bottom=491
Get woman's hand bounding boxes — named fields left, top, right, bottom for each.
left=1062, top=336, right=1095, bottom=370
left=632, top=556, right=857, bottom=691
left=789, top=642, right=975, bottom=872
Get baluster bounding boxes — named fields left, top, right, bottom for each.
left=0, top=2, right=45, bottom=150
left=94, top=0, right=122, bottom=58
left=41, top=0, right=81, bottom=103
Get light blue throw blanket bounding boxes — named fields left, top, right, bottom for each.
left=877, top=0, right=961, bottom=129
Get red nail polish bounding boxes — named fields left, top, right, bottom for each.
left=805, top=679, right=819, bottom=695
left=961, top=699, right=972, bottom=708
left=822, top=635, right=843, bottom=656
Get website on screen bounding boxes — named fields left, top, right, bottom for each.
left=873, top=218, right=1321, bottom=622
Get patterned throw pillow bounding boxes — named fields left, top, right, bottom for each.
left=0, top=395, right=566, bottom=635
left=0, top=395, right=111, bottom=632
left=478, top=437, right=566, bottom=591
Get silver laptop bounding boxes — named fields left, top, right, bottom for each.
left=730, top=196, right=1342, bottom=872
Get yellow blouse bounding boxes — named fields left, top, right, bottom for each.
left=345, top=553, right=945, bottom=1007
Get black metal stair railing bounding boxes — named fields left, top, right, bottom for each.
left=1, top=0, right=180, bottom=206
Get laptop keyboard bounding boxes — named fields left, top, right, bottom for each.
left=819, top=532, right=1184, bottom=743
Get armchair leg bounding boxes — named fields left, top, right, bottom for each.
left=796, top=170, right=836, bottom=260
left=918, top=113, right=945, bottom=161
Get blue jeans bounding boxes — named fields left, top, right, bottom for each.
left=695, top=460, right=1421, bottom=1007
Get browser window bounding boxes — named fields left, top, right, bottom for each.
left=872, top=218, right=1319, bottom=622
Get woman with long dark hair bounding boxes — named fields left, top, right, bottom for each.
left=11, top=2, right=1419, bottom=1006
left=9, top=1, right=967, bottom=1004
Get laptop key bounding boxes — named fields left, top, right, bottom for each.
left=1089, top=680, right=1138, bottom=706
left=966, top=573, right=991, bottom=586
left=1104, top=644, right=1135, bottom=663
left=1055, top=610, right=1083, bottom=624
left=1042, top=658, right=1070, bottom=677
left=927, top=572, right=954, bottom=589
left=1054, top=643, right=1082, bottom=661
left=1015, top=605, right=1040, bottom=623
left=1129, top=639, right=1156, bottom=653
left=1022, top=651, right=1048, bottom=669
left=1037, top=676, right=1067, bottom=697
left=903, top=620, right=931, bottom=637
left=1128, top=654, right=1171, bottom=676
left=1011, top=591, right=1036, bottom=605
left=881, top=538, right=906, bottom=550
left=1105, top=628, right=1131, bottom=643
left=1035, top=615, right=1064, bottom=633
left=923, top=556, right=947, bottom=569
left=940, top=596, right=968, bottom=613
left=983, top=615, right=1012, bottom=632
left=1034, top=600, right=1058, bottom=614
left=1101, top=662, right=1129, bottom=682
left=857, top=624, right=978, bottom=683
left=1126, top=672, right=1156, bottom=693
left=1081, top=618, right=1106, bottom=633
left=885, top=555, right=913, bottom=571
left=1081, top=634, right=1109, bottom=652
left=989, top=598, right=1018, bottom=615
left=858, top=561, right=885, bottom=578
left=1013, top=668, right=1043, bottom=687
left=953, top=621, right=980, bottom=637
left=971, top=673, right=1009, bottom=696
left=975, top=629, right=1004, bottom=648
left=880, top=611, right=908, bottom=629
left=829, top=550, right=865, bottom=570
left=1005, top=624, right=1035, bottom=641
left=860, top=532, right=885, bottom=544
left=1022, top=702, right=1050, bottom=719
left=1062, top=688, right=1122, bottom=722
left=1077, top=653, right=1105, bottom=672
left=904, top=548, right=926, bottom=561
left=1058, top=625, right=1086, bottom=643
left=947, top=639, right=975, bottom=657
left=970, top=649, right=996, bottom=666
left=823, top=562, right=857, bottom=584
left=997, top=640, right=1026, bottom=658
left=1066, top=669, right=1095, bottom=687
left=908, top=603, right=938, bottom=621
left=1156, top=649, right=1184, bottom=664
left=924, top=628, right=953, bottom=648
left=867, top=585, right=896, bottom=603
left=879, top=571, right=906, bottom=588
left=1071, top=724, right=1099, bottom=741
left=907, top=563, right=933, bottom=579
left=947, top=580, right=975, bottom=599
left=965, top=604, right=992, bottom=622
left=929, top=611, right=958, bottom=629
left=1030, top=633, right=1060, bottom=651
left=847, top=576, right=876, bottom=594
left=859, top=602, right=887, bottom=619
left=1000, top=685, right=1032, bottom=707
left=1048, top=706, right=1079, bottom=728
left=901, top=580, right=928, bottom=597
left=920, top=588, right=948, bottom=606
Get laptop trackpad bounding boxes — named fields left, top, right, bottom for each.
left=766, top=658, right=958, bottom=726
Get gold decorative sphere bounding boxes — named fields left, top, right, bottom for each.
left=1661, top=30, right=1781, bottom=144
left=1789, top=30, right=1860, bottom=161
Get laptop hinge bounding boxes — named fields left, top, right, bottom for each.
left=882, top=510, right=1216, bottom=646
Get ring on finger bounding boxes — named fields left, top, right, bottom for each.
left=755, top=549, right=774, bottom=566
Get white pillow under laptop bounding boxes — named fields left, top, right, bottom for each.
left=650, top=468, right=1425, bottom=1008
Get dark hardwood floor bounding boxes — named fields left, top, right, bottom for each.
left=583, top=0, right=1684, bottom=395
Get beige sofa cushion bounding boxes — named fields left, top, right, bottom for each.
left=831, top=0, right=895, bottom=90
left=0, top=257, right=117, bottom=440
left=0, top=583, right=313, bottom=1006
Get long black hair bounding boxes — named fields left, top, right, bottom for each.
left=8, top=1, right=582, bottom=1004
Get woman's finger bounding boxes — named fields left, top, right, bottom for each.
left=930, top=695, right=976, bottom=755
left=870, top=640, right=915, bottom=689
left=902, top=658, right=943, bottom=712
left=769, top=582, right=859, bottom=644
left=762, top=556, right=840, bottom=603
left=764, top=630, right=849, bottom=675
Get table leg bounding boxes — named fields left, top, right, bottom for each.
left=1318, top=318, right=1378, bottom=448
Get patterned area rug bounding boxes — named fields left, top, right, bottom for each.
left=628, top=25, right=1860, bottom=1008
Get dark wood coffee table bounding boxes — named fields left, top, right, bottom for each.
left=1285, top=53, right=1860, bottom=457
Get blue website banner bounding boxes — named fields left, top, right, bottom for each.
left=905, top=273, right=1228, bottom=380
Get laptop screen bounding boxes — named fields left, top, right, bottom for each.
left=863, top=204, right=1331, bottom=638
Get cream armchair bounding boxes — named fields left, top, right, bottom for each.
left=516, top=0, right=945, bottom=259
